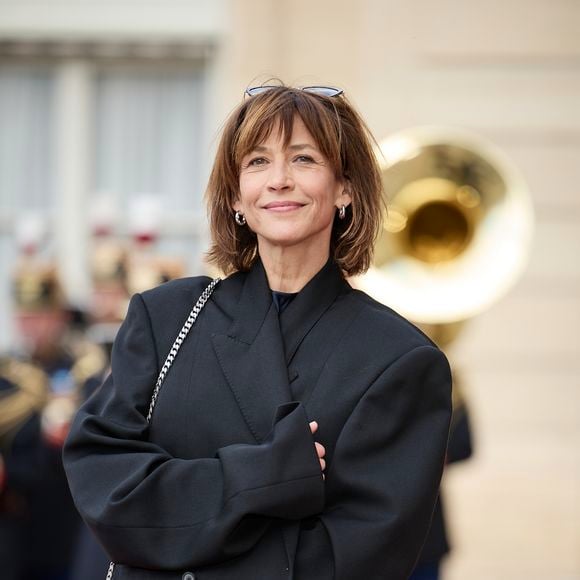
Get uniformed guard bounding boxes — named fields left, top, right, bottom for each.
left=69, top=198, right=129, bottom=580
left=125, top=196, right=184, bottom=295
left=89, top=196, right=129, bottom=333
left=0, top=357, right=48, bottom=580
left=409, top=325, right=474, bottom=580
left=7, top=223, right=105, bottom=580
left=69, top=199, right=185, bottom=580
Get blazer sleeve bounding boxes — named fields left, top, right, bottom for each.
left=62, top=293, right=324, bottom=571
left=293, top=345, right=452, bottom=580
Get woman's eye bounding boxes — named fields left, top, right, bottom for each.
left=248, top=157, right=267, bottom=166
left=295, top=155, right=315, bottom=163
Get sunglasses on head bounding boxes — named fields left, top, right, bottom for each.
left=244, top=85, right=344, bottom=98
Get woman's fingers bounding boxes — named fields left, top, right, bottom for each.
left=315, top=442, right=326, bottom=472
left=310, top=421, right=326, bottom=474
left=315, top=442, right=325, bottom=458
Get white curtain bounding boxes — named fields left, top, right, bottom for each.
left=0, top=66, right=54, bottom=350
left=0, top=61, right=209, bottom=351
left=0, top=66, right=54, bottom=212
left=94, top=66, right=206, bottom=212
left=93, top=65, right=208, bottom=275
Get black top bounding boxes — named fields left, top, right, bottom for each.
left=271, top=290, right=298, bottom=314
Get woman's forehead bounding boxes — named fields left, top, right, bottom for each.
left=239, top=113, right=331, bottom=158
left=248, top=116, right=318, bottom=150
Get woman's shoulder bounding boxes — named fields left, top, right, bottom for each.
left=347, top=287, right=438, bottom=352
left=140, top=275, right=215, bottom=308
left=137, top=270, right=248, bottom=324
left=124, top=276, right=221, bottom=356
left=134, top=275, right=216, bottom=329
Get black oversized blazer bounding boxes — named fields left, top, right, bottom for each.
left=64, top=259, right=452, bottom=580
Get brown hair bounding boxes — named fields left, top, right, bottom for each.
left=205, top=85, right=384, bottom=276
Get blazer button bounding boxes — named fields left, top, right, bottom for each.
left=182, top=573, right=195, bottom=580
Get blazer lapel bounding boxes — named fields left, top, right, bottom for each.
left=278, top=258, right=351, bottom=366
left=211, top=262, right=293, bottom=443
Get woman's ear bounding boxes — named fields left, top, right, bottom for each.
left=342, top=191, right=353, bottom=208
left=232, top=198, right=242, bottom=213
left=338, top=181, right=353, bottom=208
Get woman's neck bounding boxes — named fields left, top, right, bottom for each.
left=258, top=243, right=330, bottom=293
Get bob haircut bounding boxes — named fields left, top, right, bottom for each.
left=205, top=84, right=384, bottom=276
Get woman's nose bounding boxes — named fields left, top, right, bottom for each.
left=267, top=161, right=293, bottom=191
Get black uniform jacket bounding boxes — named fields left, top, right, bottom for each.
left=63, top=259, right=452, bottom=580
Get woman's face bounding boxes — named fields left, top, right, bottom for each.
left=234, top=115, right=351, bottom=258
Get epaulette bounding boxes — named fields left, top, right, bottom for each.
left=70, top=343, right=108, bottom=387
left=0, top=358, right=48, bottom=438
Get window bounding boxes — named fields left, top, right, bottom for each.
left=0, top=65, right=55, bottom=349
left=0, top=57, right=209, bottom=351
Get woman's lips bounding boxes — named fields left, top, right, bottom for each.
left=263, top=201, right=305, bottom=212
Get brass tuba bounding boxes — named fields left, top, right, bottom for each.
left=354, top=126, right=534, bottom=333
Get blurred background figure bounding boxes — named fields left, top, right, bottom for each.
left=0, top=357, right=47, bottom=580
left=351, top=126, right=532, bottom=578
left=410, top=369, right=474, bottom=580
left=1, top=217, right=106, bottom=580
left=66, top=197, right=127, bottom=580
left=88, top=195, right=129, bottom=344
left=125, top=196, right=185, bottom=296
left=70, top=199, right=186, bottom=580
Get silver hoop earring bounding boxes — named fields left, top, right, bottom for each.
left=338, top=205, right=346, bottom=220
left=235, top=211, right=246, bottom=226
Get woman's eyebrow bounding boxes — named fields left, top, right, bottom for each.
left=246, top=143, right=318, bottom=154
left=288, top=143, right=317, bottom=151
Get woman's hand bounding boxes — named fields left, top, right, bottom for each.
left=309, top=421, right=326, bottom=478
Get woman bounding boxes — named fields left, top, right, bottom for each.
left=64, top=84, right=452, bottom=580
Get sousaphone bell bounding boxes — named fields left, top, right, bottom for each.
left=354, top=126, right=534, bottom=340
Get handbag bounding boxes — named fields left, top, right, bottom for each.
left=105, top=277, right=220, bottom=580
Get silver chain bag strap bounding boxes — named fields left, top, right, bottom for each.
left=105, top=277, right=220, bottom=580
